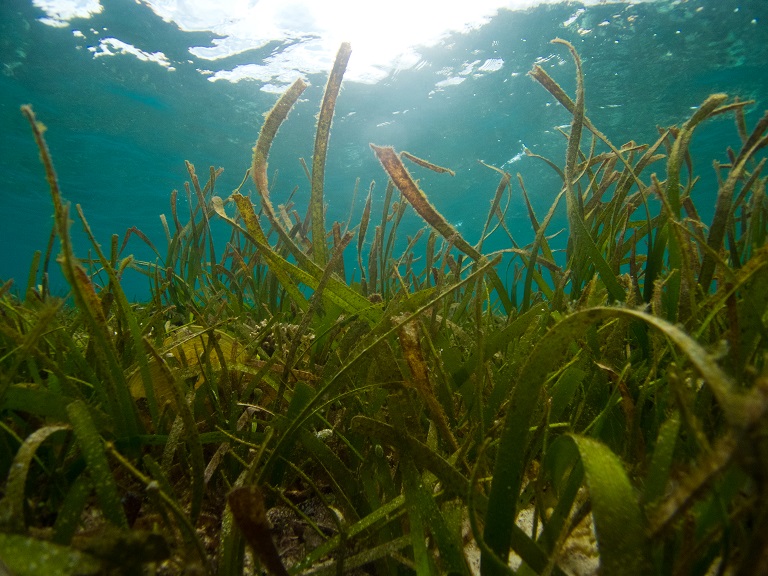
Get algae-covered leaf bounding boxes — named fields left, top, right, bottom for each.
left=549, top=364, right=586, bottom=422
left=252, top=78, right=308, bottom=202
left=350, top=416, right=470, bottom=498
left=21, top=106, right=141, bottom=439
left=565, top=434, right=650, bottom=575
left=66, top=400, right=128, bottom=529
left=665, top=94, right=729, bottom=218
left=556, top=38, right=626, bottom=304
left=402, top=454, right=468, bottom=575
left=310, top=42, right=352, bottom=267
left=291, top=494, right=407, bottom=573
left=401, top=150, right=456, bottom=176
left=397, top=316, right=458, bottom=451
left=126, top=325, right=248, bottom=405
left=142, top=342, right=206, bottom=524
left=642, top=412, right=681, bottom=506
left=482, top=308, right=603, bottom=574
left=0, top=424, right=69, bottom=533
left=228, top=485, right=289, bottom=576
left=402, top=455, right=435, bottom=575
left=229, top=193, right=310, bottom=313
left=482, top=302, right=747, bottom=574
left=370, top=145, right=480, bottom=261
left=3, top=385, right=76, bottom=423
left=71, top=525, right=170, bottom=571
left=0, top=533, right=101, bottom=576
left=53, top=473, right=93, bottom=545
left=228, top=193, right=383, bottom=325
left=371, top=144, right=513, bottom=314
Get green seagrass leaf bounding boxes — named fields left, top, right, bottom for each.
left=66, top=400, right=128, bottom=529
left=0, top=533, right=101, bottom=576
left=0, top=425, right=69, bottom=533
left=643, top=412, right=681, bottom=506
left=566, top=434, right=650, bottom=575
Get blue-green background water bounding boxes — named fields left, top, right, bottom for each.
left=1, top=0, right=767, bottom=300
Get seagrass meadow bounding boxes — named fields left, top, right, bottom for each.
left=2, top=38, right=768, bottom=575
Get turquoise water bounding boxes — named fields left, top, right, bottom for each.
left=1, top=0, right=766, bottom=300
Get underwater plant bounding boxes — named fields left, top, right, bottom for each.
left=1, top=37, right=767, bottom=576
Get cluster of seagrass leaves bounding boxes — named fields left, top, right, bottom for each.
left=0, top=37, right=767, bottom=576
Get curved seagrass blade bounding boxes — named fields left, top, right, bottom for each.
left=222, top=193, right=382, bottom=324
left=225, top=44, right=384, bottom=324
left=21, top=106, right=142, bottom=439
left=551, top=39, right=626, bottom=304
left=310, top=42, right=352, bottom=267
left=699, top=115, right=768, bottom=290
left=401, top=150, right=456, bottom=176
left=370, top=144, right=514, bottom=314
left=251, top=77, right=311, bottom=266
left=228, top=485, right=289, bottom=576
left=482, top=305, right=768, bottom=574
left=370, top=145, right=481, bottom=260
left=563, top=434, right=650, bottom=575
left=0, top=425, right=69, bottom=533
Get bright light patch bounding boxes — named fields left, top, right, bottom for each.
left=435, top=76, right=466, bottom=88
left=89, top=38, right=174, bottom=69
left=165, top=0, right=510, bottom=85
left=478, top=58, right=505, bottom=73
left=33, top=0, right=661, bottom=87
left=33, top=0, right=102, bottom=26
